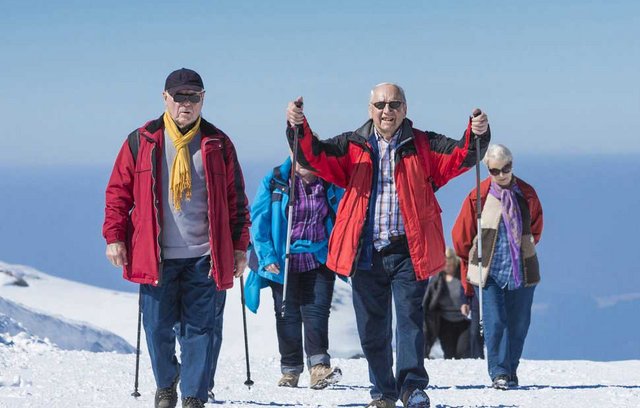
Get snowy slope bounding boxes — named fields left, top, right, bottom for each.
left=0, top=297, right=133, bottom=353
left=0, top=262, right=140, bottom=348
left=1, top=260, right=639, bottom=407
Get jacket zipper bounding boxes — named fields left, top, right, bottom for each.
left=349, top=142, right=375, bottom=275
left=149, top=139, right=164, bottom=285
left=203, top=138, right=219, bottom=281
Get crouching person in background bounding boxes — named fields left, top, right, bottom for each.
left=244, top=156, right=344, bottom=389
left=452, top=144, right=543, bottom=390
left=423, top=248, right=470, bottom=359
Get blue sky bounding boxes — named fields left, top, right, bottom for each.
left=1, top=0, right=638, bottom=166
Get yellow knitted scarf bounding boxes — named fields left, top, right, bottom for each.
left=163, top=111, right=201, bottom=211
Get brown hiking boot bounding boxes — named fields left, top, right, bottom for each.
left=277, top=372, right=300, bottom=387
left=309, top=363, right=342, bottom=390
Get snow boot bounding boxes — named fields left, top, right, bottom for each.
left=309, top=363, right=342, bottom=390
left=182, top=397, right=205, bottom=408
left=492, top=375, right=510, bottom=390
left=402, top=388, right=430, bottom=408
left=508, top=374, right=519, bottom=387
left=277, top=372, right=300, bottom=387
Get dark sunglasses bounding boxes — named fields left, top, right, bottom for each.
left=371, top=101, right=404, bottom=110
left=488, top=163, right=513, bottom=176
left=172, top=93, right=203, bottom=103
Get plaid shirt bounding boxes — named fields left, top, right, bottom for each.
left=373, top=127, right=405, bottom=250
left=290, top=176, right=329, bottom=272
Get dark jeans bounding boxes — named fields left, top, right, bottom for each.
left=141, top=256, right=218, bottom=402
left=438, top=318, right=470, bottom=359
left=352, top=241, right=429, bottom=402
left=481, top=276, right=536, bottom=381
left=268, top=267, right=335, bottom=374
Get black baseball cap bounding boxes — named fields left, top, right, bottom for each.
left=164, top=68, right=204, bottom=95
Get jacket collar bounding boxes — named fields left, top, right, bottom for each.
left=274, top=157, right=292, bottom=184
left=140, top=114, right=221, bottom=142
left=351, top=118, right=415, bottom=147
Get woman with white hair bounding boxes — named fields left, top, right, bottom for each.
left=452, top=144, right=543, bottom=390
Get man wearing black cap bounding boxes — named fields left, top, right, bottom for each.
left=103, top=68, right=251, bottom=408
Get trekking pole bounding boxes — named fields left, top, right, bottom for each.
left=472, top=109, right=485, bottom=339
left=239, top=275, right=254, bottom=388
left=281, top=100, right=303, bottom=318
left=131, top=286, right=142, bottom=398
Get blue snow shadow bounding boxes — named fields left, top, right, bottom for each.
left=212, top=401, right=298, bottom=406
left=434, top=405, right=517, bottom=408
left=212, top=384, right=640, bottom=407
left=430, top=384, right=640, bottom=391
left=336, top=403, right=517, bottom=408
left=517, top=384, right=640, bottom=391
left=327, top=384, right=372, bottom=391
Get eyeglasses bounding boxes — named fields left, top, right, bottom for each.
left=371, top=101, right=404, bottom=110
left=172, top=93, right=203, bottom=104
left=488, top=163, right=513, bottom=176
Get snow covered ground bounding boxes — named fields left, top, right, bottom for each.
left=1, top=260, right=639, bottom=407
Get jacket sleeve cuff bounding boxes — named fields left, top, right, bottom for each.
left=260, top=254, right=279, bottom=269
left=233, top=236, right=251, bottom=252
left=105, top=232, right=125, bottom=245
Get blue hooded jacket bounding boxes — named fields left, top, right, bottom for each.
left=244, top=157, right=344, bottom=313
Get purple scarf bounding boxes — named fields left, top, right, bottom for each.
left=489, top=180, right=523, bottom=287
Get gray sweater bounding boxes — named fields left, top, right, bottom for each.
left=161, top=132, right=210, bottom=259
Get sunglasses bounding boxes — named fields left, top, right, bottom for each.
left=172, top=93, right=203, bottom=103
left=488, top=163, right=513, bottom=176
left=371, top=101, right=404, bottom=110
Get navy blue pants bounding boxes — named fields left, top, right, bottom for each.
left=268, top=267, right=335, bottom=374
left=141, top=256, right=218, bottom=402
left=480, top=276, right=535, bottom=381
left=352, top=241, right=429, bottom=402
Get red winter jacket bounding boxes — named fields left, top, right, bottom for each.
left=287, top=118, right=489, bottom=280
left=103, top=115, right=251, bottom=289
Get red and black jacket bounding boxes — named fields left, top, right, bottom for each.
left=287, top=117, right=489, bottom=280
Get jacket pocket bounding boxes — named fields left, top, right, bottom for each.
left=421, top=218, right=446, bottom=278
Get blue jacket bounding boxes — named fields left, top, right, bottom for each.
left=244, top=158, right=343, bottom=313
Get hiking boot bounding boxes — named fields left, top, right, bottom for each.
left=277, top=372, right=300, bottom=387
left=309, top=363, right=342, bottom=390
left=155, top=369, right=180, bottom=408
left=492, top=375, right=510, bottom=390
left=401, top=388, right=430, bottom=408
left=367, top=398, right=397, bottom=408
left=508, top=374, right=519, bottom=387
left=182, top=397, right=205, bottom=408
